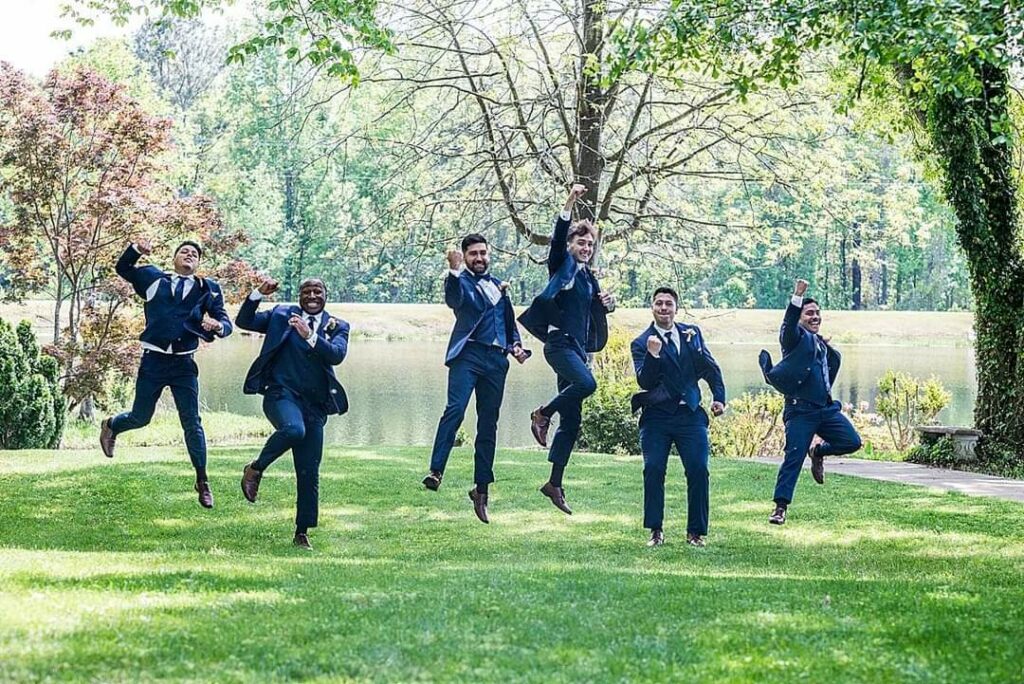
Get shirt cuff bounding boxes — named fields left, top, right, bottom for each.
left=447, top=268, right=463, bottom=278
left=130, top=243, right=141, bottom=254
left=305, top=331, right=317, bottom=347
left=559, top=210, right=571, bottom=221
left=790, top=295, right=804, bottom=307
left=249, top=289, right=264, bottom=301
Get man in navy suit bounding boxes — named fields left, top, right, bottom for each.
left=631, top=288, right=726, bottom=547
left=99, top=238, right=232, bottom=508
left=518, top=184, right=616, bottom=515
left=422, top=234, right=530, bottom=523
left=236, top=276, right=350, bottom=550
left=758, top=278, right=862, bottom=525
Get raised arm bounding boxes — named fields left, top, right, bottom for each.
left=235, top=277, right=278, bottom=334
left=780, top=278, right=808, bottom=353
left=116, top=238, right=162, bottom=298
left=548, top=183, right=586, bottom=275
left=443, top=249, right=465, bottom=310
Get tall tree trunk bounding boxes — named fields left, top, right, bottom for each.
left=850, top=224, right=863, bottom=310
left=576, top=0, right=606, bottom=222
left=929, top=63, right=1024, bottom=454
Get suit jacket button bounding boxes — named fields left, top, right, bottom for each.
left=330, top=389, right=337, bottom=394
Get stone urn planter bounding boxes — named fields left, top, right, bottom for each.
left=915, top=426, right=983, bottom=462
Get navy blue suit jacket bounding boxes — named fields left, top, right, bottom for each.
left=235, top=297, right=350, bottom=416
left=631, top=322, right=726, bottom=415
left=115, top=245, right=232, bottom=352
left=443, top=270, right=522, bottom=365
left=517, top=214, right=609, bottom=352
left=758, top=302, right=841, bottom=402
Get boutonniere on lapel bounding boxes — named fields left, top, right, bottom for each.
left=679, top=327, right=697, bottom=344
left=324, top=317, right=340, bottom=334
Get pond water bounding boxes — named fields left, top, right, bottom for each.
left=179, top=336, right=976, bottom=447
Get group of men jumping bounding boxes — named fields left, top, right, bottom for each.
left=98, top=183, right=862, bottom=550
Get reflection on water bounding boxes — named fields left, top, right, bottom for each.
left=179, top=336, right=978, bottom=448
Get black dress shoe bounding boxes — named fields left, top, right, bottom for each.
left=293, top=532, right=312, bottom=550
left=768, top=505, right=787, bottom=525
left=539, top=482, right=572, bottom=515
left=241, top=462, right=263, bottom=503
left=422, top=470, right=443, bottom=491
left=99, top=418, right=117, bottom=458
left=195, top=480, right=214, bottom=509
left=468, top=487, right=489, bottom=524
left=647, top=529, right=664, bottom=547
left=809, top=444, right=825, bottom=485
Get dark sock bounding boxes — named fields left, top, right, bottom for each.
left=540, top=404, right=554, bottom=419
left=195, top=467, right=208, bottom=482
left=549, top=463, right=565, bottom=488
left=477, top=482, right=489, bottom=495
left=773, top=500, right=788, bottom=509
left=296, top=525, right=308, bottom=535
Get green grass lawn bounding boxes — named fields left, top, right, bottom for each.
left=1, top=446, right=1021, bottom=683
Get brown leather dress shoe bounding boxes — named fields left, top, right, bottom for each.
left=539, top=481, right=572, bottom=515
left=241, top=462, right=263, bottom=503
left=422, top=470, right=443, bottom=491
left=647, top=529, right=664, bottom=547
left=293, top=532, right=312, bottom=550
left=809, top=444, right=825, bottom=485
left=530, top=407, right=551, bottom=447
left=468, top=487, right=489, bottom=524
left=687, top=533, right=706, bottom=548
left=768, top=505, right=787, bottom=525
left=195, top=480, right=214, bottom=509
left=99, top=418, right=117, bottom=458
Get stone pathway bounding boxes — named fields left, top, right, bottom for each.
left=751, top=456, right=1024, bottom=504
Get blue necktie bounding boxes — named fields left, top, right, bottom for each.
left=664, top=331, right=678, bottom=358
left=174, top=277, right=186, bottom=301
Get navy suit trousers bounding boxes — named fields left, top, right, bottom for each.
left=773, top=399, right=863, bottom=505
left=110, top=351, right=206, bottom=470
left=254, top=389, right=327, bottom=529
left=640, top=404, right=710, bottom=534
left=542, top=334, right=597, bottom=467
left=429, top=343, right=509, bottom=484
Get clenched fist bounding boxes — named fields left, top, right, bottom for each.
left=647, top=335, right=663, bottom=357
left=794, top=279, right=809, bottom=297
left=135, top=238, right=153, bottom=255
left=447, top=249, right=463, bottom=270
left=258, top=277, right=280, bottom=296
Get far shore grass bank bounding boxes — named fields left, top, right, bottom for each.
left=3, top=300, right=975, bottom=347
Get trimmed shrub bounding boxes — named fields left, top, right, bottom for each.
left=578, top=329, right=640, bottom=455
left=0, top=319, right=64, bottom=449
left=710, top=391, right=784, bottom=458
left=875, top=371, right=952, bottom=450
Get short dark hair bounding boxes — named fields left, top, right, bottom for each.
left=174, top=240, right=203, bottom=259
left=299, top=277, right=328, bottom=297
left=567, top=219, right=597, bottom=242
left=801, top=297, right=819, bottom=310
left=461, top=233, right=487, bottom=252
left=652, top=287, right=679, bottom=304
